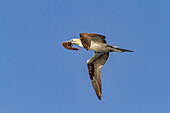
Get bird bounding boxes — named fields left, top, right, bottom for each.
left=63, top=33, right=133, bottom=100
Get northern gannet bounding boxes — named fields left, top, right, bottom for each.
left=63, top=33, right=133, bottom=100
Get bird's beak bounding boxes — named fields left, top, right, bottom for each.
left=62, top=41, right=79, bottom=50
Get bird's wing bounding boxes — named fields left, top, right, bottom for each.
left=79, top=33, right=106, bottom=50
left=87, top=52, right=109, bottom=100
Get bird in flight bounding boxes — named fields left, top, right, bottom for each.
left=62, top=33, right=133, bottom=100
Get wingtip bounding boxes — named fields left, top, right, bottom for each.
left=98, top=96, right=102, bottom=100
left=97, top=92, right=102, bottom=100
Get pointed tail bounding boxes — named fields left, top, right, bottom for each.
left=114, top=48, right=133, bottom=52
left=107, top=45, right=133, bottom=52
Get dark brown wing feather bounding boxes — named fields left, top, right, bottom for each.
left=79, top=33, right=106, bottom=50
left=79, top=33, right=91, bottom=50
left=87, top=52, right=109, bottom=100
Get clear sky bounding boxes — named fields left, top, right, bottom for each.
left=1, top=0, right=170, bottom=113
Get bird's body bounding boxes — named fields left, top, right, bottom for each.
left=90, top=41, right=108, bottom=52
left=72, top=39, right=108, bottom=52
left=64, top=33, right=133, bottom=100
left=71, top=33, right=133, bottom=53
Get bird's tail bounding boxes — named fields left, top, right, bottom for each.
left=107, top=45, right=133, bottom=52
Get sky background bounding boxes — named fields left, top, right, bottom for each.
left=1, top=0, right=170, bottom=113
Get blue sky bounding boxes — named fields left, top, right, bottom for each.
left=1, top=0, right=170, bottom=113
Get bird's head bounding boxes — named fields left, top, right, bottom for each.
left=70, top=39, right=80, bottom=45
left=70, top=38, right=83, bottom=48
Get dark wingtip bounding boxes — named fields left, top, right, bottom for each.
left=98, top=96, right=101, bottom=100
left=97, top=94, right=102, bottom=100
